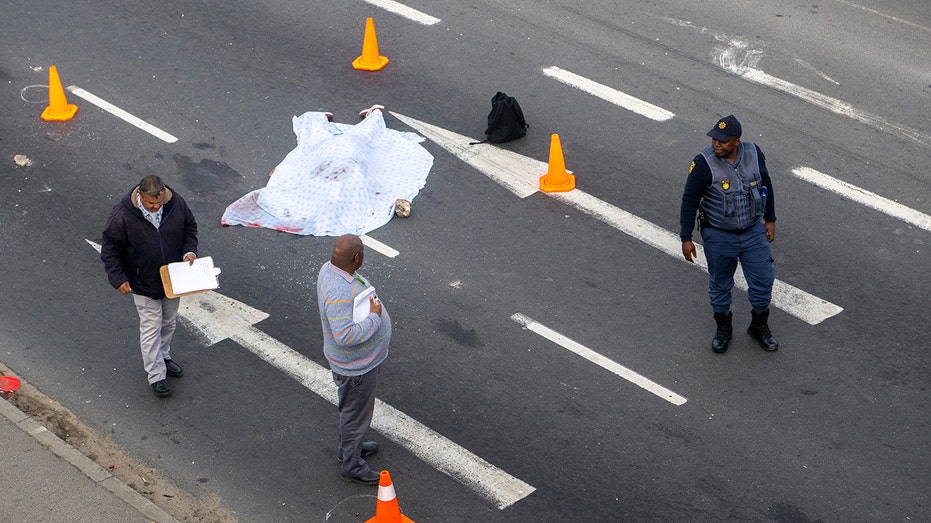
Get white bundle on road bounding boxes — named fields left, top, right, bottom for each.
left=221, top=110, right=433, bottom=236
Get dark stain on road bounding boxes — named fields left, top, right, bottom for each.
left=173, top=153, right=241, bottom=204
left=434, top=318, right=483, bottom=347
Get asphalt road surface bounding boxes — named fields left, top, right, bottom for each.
left=1, top=1, right=928, bottom=521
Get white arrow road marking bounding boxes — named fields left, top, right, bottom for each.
left=512, top=313, right=688, bottom=406
left=542, top=67, right=675, bottom=122
left=391, top=112, right=541, bottom=199
left=88, top=239, right=533, bottom=509
left=182, top=293, right=535, bottom=510
left=791, top=167, right=931, bottom=233
left=66, top=87, right=179, bottom=143
left=391, top=113, right=844, bottom=325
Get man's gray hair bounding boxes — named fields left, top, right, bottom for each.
left=138, top=175, right=166, bottom=196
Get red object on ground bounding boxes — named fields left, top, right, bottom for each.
left=0, top=375, right=21, bottom=393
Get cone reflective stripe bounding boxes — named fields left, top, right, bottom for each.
left=364, top=470, right=415, bottom=523
left=539, top=133, right=575, bottom=192
left=353, top=18, right=389, bottom=71
left=41, top=66, right=78, bottom=121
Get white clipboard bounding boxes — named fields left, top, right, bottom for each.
left=159, top=256, right=221, bottom=298
left=352, top=286, right=377, bottom=323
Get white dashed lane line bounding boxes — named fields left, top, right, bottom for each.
left=542, top=66, right=675, bottom=122
left=791, top=167, right=931, bottom=233
left=512, top=313, right=688, bottom=406
left=66, top=86, right=178, bottom=143
left=362, top=0, right=441, bottom=25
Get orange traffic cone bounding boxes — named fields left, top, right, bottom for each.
left=353, top=18, right=389, bottom=71
left=41, top=66, right=78, bottom=121
left=539, top=133, right=575, bottom=192
left=365, top=470, right=415, bottom=523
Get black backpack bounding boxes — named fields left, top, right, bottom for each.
left=470, top=92, right=529, bottom=145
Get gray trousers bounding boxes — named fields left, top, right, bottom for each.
left=132, top=294, right=180, bottom=384
left=333, top=365, right=379, bottom=477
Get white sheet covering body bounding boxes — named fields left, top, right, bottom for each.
left=221, top=110, right=434, bottom=236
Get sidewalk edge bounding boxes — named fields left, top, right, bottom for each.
left=0, top=397, right=178, bottom=523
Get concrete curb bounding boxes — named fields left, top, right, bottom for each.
left=0, top=396, right=178, bottom=523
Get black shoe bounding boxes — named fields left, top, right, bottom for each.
left=165, top=359, right=183, bottom=378
left=337, top=441, right=379, bottom=463
left=151, top=379, right=171, bottom=397
left=748, top=309, right=779, bottom=351
left=341, top=470, right=380, bottom=485
left=712, top=311, right=733, bottom=353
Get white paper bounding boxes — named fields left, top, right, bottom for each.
left=352, top=286, right=377, bottom=323
left=166, top=256, right=221, bottom=295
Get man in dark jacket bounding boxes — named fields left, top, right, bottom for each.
left=101, top=175, right=198, bottom=397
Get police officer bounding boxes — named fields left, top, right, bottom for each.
left=679, top=115, right=779, bottom=353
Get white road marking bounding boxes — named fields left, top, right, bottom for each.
left=831, top=0, right=931, bottom=34
left=511, top=313, right=687, bottom=406
left=542, top=66, right=675, bottom=122
left=361, top=234, right=400, bottom=258
left=185, top=292, right=535, bottom=510
left=66, top=86, right=179, bottom=143
left=362, top=0, right=440, bottom=25
left=391, top=113, right=844, bottom=325
left=88, top=240, right=533, bottom=508
left=710, top=38, right=931, bottom=149
left=390, top=112, right=540, bottom=198
left=791, top=167, right=931, bottom=232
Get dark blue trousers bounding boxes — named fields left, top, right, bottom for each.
left=701, top=221, right=774, bottom=314
left=333, top=365, right=379, bottom=477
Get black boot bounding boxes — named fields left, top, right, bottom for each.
left=712, top=311, right=732, bottom=353
left=748, top=309, right=779, bottom=351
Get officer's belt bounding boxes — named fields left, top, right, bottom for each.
left=701, top=222, right=757, bottom=235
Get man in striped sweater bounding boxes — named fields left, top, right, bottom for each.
left=317, top=234, right=391, bottom=485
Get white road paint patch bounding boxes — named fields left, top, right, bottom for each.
left=362, top=0, right=440, bottom=25
left=512, top=313, right=687, bottom=406
left=793, top=58, right=840, bottom=85
left=66, top=86, right=179, bottom=143
left=665, top=18, right=931, bottom=148
left=391, top=115, right=844, bottom=325
left=710, top=36, right=931, bottom=148
left=361, top=234, right=399, bottom=258
left=719, top=57, right=931, bottom=148
left=542, top=66, right=674, bottom=121
left=831, top=0, right=931, bottom=34
left=791, top=167, right=931, bottom=232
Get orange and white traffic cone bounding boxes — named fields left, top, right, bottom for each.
left=539, top=133, right=575, bottom=192
left=41, top=66, right=78, bottom=121
left=352, top=18, right=389, bottom=71
left=365, top=470, right=415, bottom=523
